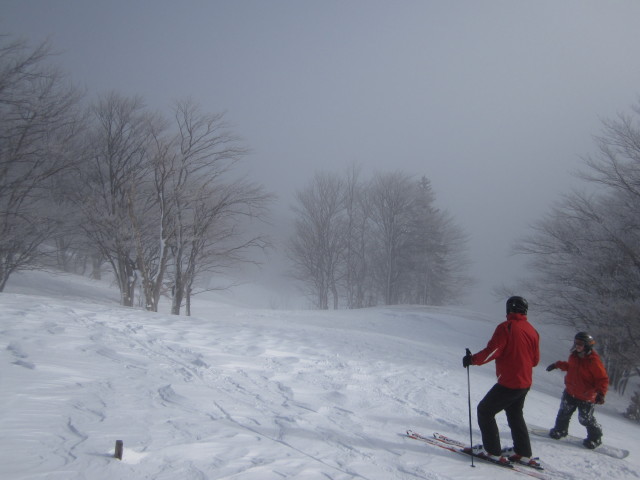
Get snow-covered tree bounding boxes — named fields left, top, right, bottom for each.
left=403, top=176, right=471, bottom=305
left=0, top=36, right=83, bottom=291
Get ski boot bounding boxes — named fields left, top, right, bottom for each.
left=502, top=447, right=543, bottom=469
left=583, top=437, right=602, bottom=449
left=549, top=428, right=567, bottom=439
left=464, top=445, right=511, bottom=465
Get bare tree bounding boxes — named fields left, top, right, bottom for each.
left=174, top=180, right=271, bottom=316
left=516, top=101, right=640, bottom=399
left=368, top=171, right=416, bottom=305
left=166, top=100, right=272, bottom=315
left=0, top=35, right=83, bottom=290
left=73, top=92, right=156, bottom=306
left=127, top=116, right=173, bottom=311
left=341, top=163, right=373, bottom=308
left=288, top=172, right=347, bottom=309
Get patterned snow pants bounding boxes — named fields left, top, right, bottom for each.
left=552, top=390, right=602, bottom=441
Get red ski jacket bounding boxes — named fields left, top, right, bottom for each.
left=471, top=313, right=540, bottom=389
left=553, top=350, right=609, bottom=402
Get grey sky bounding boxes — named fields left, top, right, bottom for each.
left=3, top=1, right=640, bottom=315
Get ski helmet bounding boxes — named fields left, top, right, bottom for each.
left=574, top=332, right=595, bottom=352
left=506, top=296, right=528, bottom=315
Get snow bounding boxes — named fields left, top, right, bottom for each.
left=1, top=271, right=638, bottom=479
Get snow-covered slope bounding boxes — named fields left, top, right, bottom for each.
left=1, top=272, right=637, bottom=479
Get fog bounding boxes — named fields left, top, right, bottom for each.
left=4, top=1, right=640, bottom=315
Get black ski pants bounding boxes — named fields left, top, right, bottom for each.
left=553, top=390, right=602, bottom=441
left=477, top=383, right=532, bottom=457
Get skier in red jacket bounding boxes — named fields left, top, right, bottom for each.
left=546, top=332, right=609, bottom=449
left=462, top=296, right=540, bottom=466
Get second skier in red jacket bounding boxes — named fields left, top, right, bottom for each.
left=546, top=331, right=609, bottom=449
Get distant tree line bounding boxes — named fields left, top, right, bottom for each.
left=1, top=34, right=477, bottom=314
left=514, top=100, right=640, bottom=418
left=288, top=167, right=473, bottom=309
left=0, top=36, right=272, bottom=314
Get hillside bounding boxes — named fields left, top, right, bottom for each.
left=1, top=271, right=637, bottom=479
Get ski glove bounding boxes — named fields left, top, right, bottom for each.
left=462, top=350, right=473, bottom=368
left=595, top=392, right=605, bottom=405
left=546, top=363, right=557, bottom=372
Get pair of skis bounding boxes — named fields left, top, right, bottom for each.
left=405, top=430, right=550, bottom=479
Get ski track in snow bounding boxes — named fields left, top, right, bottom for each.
left=0, top=285, right=638, bottom=479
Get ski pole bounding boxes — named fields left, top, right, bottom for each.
left=466, top=347, right=475, bottom=467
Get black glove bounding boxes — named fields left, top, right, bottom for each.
left=462, top=349, right=473, bottom=368
left=546, top=363, right=557, bottom=372
left=595, top=392, right=605, bottom=405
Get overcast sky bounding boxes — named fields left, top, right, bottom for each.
left=4, top=1, right=640, bottom=315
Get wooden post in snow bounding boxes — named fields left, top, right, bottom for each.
left=114, top=440, right=123, bottom=460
